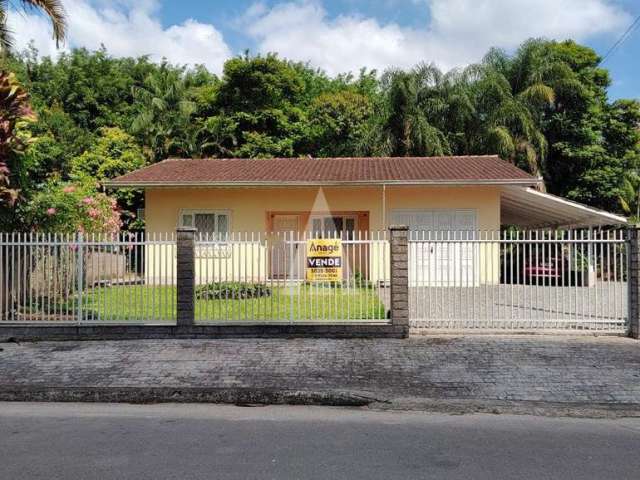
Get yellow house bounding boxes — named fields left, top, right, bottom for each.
left=108, top=156, right=626, bottom=286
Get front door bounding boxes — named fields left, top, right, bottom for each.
left=271, top=215, right=301, bottom=279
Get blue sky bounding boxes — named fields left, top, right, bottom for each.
left=12, top=0, right=639, bottom=99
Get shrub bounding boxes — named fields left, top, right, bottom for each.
left=195, top=282, right=271, bottom=300
left=302, top=273, right=374, bottom=289
left=24, top=178, right=121, bottom=234
left=352, top=271, right=374, bottom=289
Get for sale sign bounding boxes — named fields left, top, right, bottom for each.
left=306, top=238, right=342, bottom=282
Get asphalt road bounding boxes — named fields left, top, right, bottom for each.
left=1, top=403, right=639, bottom=480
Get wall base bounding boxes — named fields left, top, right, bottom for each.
left=0, top=324, right=408, bottom=341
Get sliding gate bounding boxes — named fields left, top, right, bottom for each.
left=409, top=230, right=628, bottom=333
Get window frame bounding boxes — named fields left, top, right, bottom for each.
left=178, top=209, right=232, bottom=239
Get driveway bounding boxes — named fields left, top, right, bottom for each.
left=409, top=282, right=628, bottom=332
left=1, top=336, right=639, bottom=416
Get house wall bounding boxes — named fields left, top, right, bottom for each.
left=145, top=185, right=501, bottom=232
left=143, top=185, right=501, bottom=285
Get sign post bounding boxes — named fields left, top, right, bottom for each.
left=306, top=238, right=342, bottom=282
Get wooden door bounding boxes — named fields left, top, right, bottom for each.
left=271, top=215, right=300, bottom=279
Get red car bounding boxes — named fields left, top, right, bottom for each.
left=524, top=257, right=566, bottom=285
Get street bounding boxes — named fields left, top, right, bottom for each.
left=1, top=403, right=639, bottom=480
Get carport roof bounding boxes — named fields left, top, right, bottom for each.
left=501, top=187, right=627, bottom=228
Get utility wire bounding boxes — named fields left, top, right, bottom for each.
left=601, top=12, right=640, bottom=64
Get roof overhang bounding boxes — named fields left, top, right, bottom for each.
left=501, top=187, right=627, bottom=228
left=105, top=179, right=540, bottom=188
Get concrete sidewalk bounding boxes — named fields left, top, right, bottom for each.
left=1, top=336, right=639, bottom=417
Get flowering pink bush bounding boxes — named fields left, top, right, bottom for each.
left=27, top=180, right=122, bottom=234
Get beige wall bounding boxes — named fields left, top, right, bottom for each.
left=144, top=185, right=501, bottom=285
left=145, top=185, right=501, bottom=233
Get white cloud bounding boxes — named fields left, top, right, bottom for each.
left=8, top=0, right=632, bottom=76
left=8, top=0, right=232, bottom=74
left=245, top=0, right=632, bottom=74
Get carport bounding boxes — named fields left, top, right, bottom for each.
left=501, top=186, right=627, bottom=228
left=409, top=186, right=631, bottom=333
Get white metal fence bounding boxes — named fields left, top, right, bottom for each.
left=0, top=231, right=390, bottom=325
left=2, top=228, right=630, bottom=332
left=193, top=231, right=390, bottom=323
left=0, top=233, right=176, bottom=324
left=409, top=229, right=628, bottom=333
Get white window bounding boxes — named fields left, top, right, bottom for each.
left=179, top=210, right=231, bottom=240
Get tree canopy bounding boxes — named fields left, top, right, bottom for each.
left=1, top=39, right=639, bottom=231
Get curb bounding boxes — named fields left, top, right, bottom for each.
left=2, top=386, right=640, bottom=418
left=0, top=386, right=383, bottom=407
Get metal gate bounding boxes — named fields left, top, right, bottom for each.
left=194, top=231, right=390, bottom=323
left=409, top=229, right=628, bottom=333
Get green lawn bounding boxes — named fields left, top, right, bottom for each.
left=76, top=285, right=388, bottom=323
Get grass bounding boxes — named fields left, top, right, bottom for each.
left=74, top=284, right=388, bottom=323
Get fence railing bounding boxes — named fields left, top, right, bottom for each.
left=408, top=229, right=628, bottom=333
left=0, top=230, right=390, bottom=325
left=193, top=231, right=390, bottom=323
left=1, top=228, right=632, bottom=333
left=0, top=232, right=176, bottom=324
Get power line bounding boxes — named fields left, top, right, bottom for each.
left=601, top=12, right=640, bottom=64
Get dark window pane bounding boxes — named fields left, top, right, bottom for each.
left=217, top=214, right=229, bottom=239
left=195, top=214, right=216, bottom=234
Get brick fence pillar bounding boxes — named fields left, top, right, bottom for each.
left=627, top=226, right=640, bottom=339
left=389, top=225, right=409, bottom=329
left=176, top=227, right=196, bottom=327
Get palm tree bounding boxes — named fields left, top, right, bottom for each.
left=194, top=116, right=238, bottom=158
left=461, top=44, right=558, bottom=186
left=131, top=64, right=196, bottom=160
left=471, top=66, right=547, bottom=170
left=619, top=170, right=640, bottom=224
left=366, top=64, right=451, bottom=157
left=0, top=0, right=66, bottom=54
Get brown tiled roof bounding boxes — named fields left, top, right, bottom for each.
left=107, top=155, right=539, bottom=186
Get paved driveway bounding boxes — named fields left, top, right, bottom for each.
left=409, top=282, right=628, bottom=332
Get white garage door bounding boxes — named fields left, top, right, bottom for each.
left=391, top=209, right=477, bottom=286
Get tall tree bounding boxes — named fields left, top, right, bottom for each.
left=367, top=65, right=451, bottom=157
left=22, top=48, right=155, bottom=130
left=131, top=63, right=196, bottom=161
left=532, top=40, right=640, bottom=209
left=307, top=90, right=373, bottom=157
left=215, top=54, right=309, bottom=158
left=464, top=42, right=556, bottom=181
